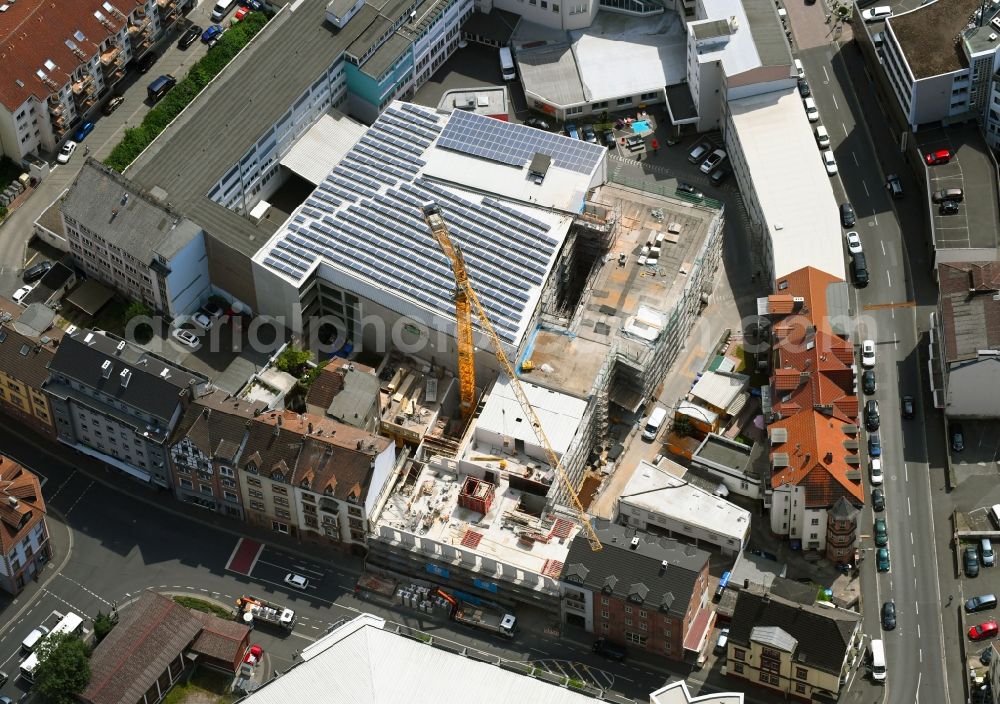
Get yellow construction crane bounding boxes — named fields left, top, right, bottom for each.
left=421, top=203, right=603, bottom=552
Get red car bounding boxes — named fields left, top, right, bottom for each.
left=925, top=149, right=952, bottom=166
left=233, top=6, right=250, bottom=21
left=969, top=621, right=998, bottom=641
left=244, top=644, right=263, bottom=665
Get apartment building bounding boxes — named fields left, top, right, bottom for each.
left=725, top=588, right=862, bottom=700
left=0, top=0, right=185, bottom=163
left=0, top=457, right=50, bottom=595
left=0, top=305, right=61, bottom=438
left=44, top=329, right=209, bottom=488
left=168, top=391, right=267, bottom=519
left=560, top=522, right=712, bottom=661
left=60, top=161, right=211, bottom=318
left=304, top=358, right=380, bottom=432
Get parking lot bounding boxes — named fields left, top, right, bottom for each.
left=950, top=420, right=1000, bottom=479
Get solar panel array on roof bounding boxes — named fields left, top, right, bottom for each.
left=258, top=103, right=564, bottom=346
left=437, top=109, right=606, bottom=175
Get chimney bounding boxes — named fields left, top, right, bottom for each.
left=308, top=422, right=313, bottom=434
left=120, top=369, right=131, bottom=387
left=7, top=496, right=17, bottom=508
left=101, top=359, right=113, bottom=379
left=824, top=451, right=833, bottom=464
left=274, top=415, right=282, bottom=436
left=116, top=340, right=126, bottom=355
left=356, top=439, right=363, bottom=450
left=630, top=536, right=640, bottom=550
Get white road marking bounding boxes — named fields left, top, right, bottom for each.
left=905, top=464, right=909, bottom=481
left=908, top=497, right=911, bottom=515
left=863, top=181, right=870, bottom=196
left=823, top=66, right=830, bottom=82
left=842, top=122, right=848, bottom=136
left=915, top=602, right=919, bottom=615
left=886, top=270, right=892, bottom=286
left=852, top=151, right=859, bottom=166
left=833, top=94, right=839, bottom=110
left=911, top=532, right=914, bottom=544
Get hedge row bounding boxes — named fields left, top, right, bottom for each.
left=104, top=11, right=270, bottom=172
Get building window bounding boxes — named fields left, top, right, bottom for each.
left=601, top=610, right=609, bottom=618
left=273, top=485, right=287, bottom=495
left=734, top=648, right=746, bottom=661
left=224, top=491, right=239, bottom=503
left=200, top=485, right=213, bottom=496
left=602, top=622, right=609, bottom=631
left=249, top=500, right=265, bottom=511
left=247, top=476, right=262, bottom=487
left=617, top=97, right=632, bottom=105
left=624, top=632, right=646, bottom=646
left=179, top=478, right=193, bottom=489
left=795, top=667, right=807, bottom=679
left=271, top=521, right=289, bottom=534
left=733, top=662, right=744, bottom=674
left=795, top=683, right=806, bottom=694
left=639, top=609, right=647, bottom=618
left=625, top=618, right=632, bottom=625
left=759, top=672, right=779, bottom=686
left=639, top=621, right=647, bottom=631
left=249, top=489, right=264, bottom=499
left=601, top=597, right=609, bottom=605
left=624, top=606, right=631, bottom=614
left=810, top=518, right=819, bottom=525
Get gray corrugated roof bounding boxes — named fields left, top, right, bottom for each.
left=360, top=32, right=411, bottom=79
left=560, top=521, right=709, bottom=619
left=741, top=0, right=792, bottom=67
left=516, top=42, right=587, bottom=106
left=62, top=160, right=201, bottom=266
left=47, top=330, right=206, bottom=422
left=127, top=0, right=383, bottom=258
left=750, top=625, right=797, bottom=652
left=728, top=589, right=859, bottom=675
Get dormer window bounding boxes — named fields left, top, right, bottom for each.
left=245, top=462, right=258, bottom=474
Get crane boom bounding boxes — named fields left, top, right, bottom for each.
left=421, top=203, right=602, bottom=551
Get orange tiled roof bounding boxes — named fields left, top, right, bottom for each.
left=0, top=0, right=131, bottom=111
left=775, top=267, right=843, bottom=336
left=766, top=294, right=798, bottom=316
left=770, top=410, right=863, bottom=506
left=0, top=457, right=45, bottom=553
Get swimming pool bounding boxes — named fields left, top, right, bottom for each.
left=632, top=120, right=651, bottom=132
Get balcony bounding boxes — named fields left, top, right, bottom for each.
left=51, top=111, right=66, bottom=127
left=319, top=498, right=339, bottom=515
left=100, top=45, right=122, bottom=67
left=72, top=75, right=94, bottom=96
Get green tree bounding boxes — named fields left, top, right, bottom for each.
left=93, top=611, right=116, bottom=643
left=672, top=415, right=693, bottom=438
left=33, top=632, right=91, bottom=704
left=124, top=301, right=152, bottom=322
left=276, top=346, right=311, bottom=377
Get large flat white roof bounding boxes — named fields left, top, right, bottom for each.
left=476, top=375, right=588, bottom=457
left=728, top=89, right=846, bottom=281
left=619, top=460, right=751, bottom=544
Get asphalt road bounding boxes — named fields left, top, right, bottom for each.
left=798, top=38, right=948, bottom=704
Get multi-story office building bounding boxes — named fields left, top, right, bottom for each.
left=44, top=329, right=209, bottom=488
left=0, top=0, right=185, bottom=162
left=0, top=303, right=60, bottom=438
left=60, top=161, right=211, bottom=318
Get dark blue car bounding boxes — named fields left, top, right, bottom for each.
left=74, top=122, right=94, bottom=142
left=868, top=432, right=881, bottom=457
left=202, top=24, right=223, bottom=42
left=239, top=0, right=263, bottom=8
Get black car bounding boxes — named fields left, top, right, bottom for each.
left=872, top=487, right=885, bottom=512
left=677, top=182, right=704, bottom=201
left=581, top=124, right=598, bottom=143
left=966, top=594, right=998, bottom=613
left=797, top=78, right=811, bottom=97
left=523, top=117, right=550, bottom=130
left=886, top=173, right=904, bottom=199
left=178, top=25, right=202, bottom=49
left=901, top=395, right=915, bottom=419
left=603, top=130, right=616, bottom=147
left=966, top=546, right=980, bottom=577
left=135, top=51, right=158, bottom=74
left=982, top=648, right=993, bottom=666
left=881, top=601, right=896, bottom=630
left=940, top=200, right=960, bottom=215
left=952, top=423, right=965, bottom=452
left=102, top=95, right=125, bottom=116
left=593, top=637, right=626, bottom=661
left=710, top=167, right=731, bottom=186
left=840, top=202, right=856, bottom=228
left=862, top=369, right=876, bottom=395
left=864, top=400, right=880, bottom=431
left=22, top=260, right=52, bottom=283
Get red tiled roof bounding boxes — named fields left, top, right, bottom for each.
left=775, top=267, right=843, bottom=336
left=770, top=410, right=863, bottom=506
left=0, top=0, right=132, bottom=111
left=190, top=612, right=250, bottom=665
left=766, top=294, right=797, bottom=315
left=0, top=457, right=45, bottom=554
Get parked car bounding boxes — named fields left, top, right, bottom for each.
left=861, top=339, right=876, bottom=367
left=285, top=573, right=309, bottom=590
left=202, top=301, right=226, bottom=319
left=874, top=518, right=888, bottom=547
left=865, top=400, right=880, bottom=431
left=968, top=620, right=998, bottom=641
left=202, top=24, right=224, bottom=42
left=714, top=627, right=730, bottom=654
left=862, top=369, right=876, bottom=395
left=868, top=432, right=881, bottom=458
left=803, top=97, right=819, bottom=122
left=12, top=285, right=32, bottom=304
left=699, top=148, right=727, bottom=174
left=688, top=141, right=712, bottom=164
left=23, top=260, right=52, bottom=283
left=861, top=6, right=892, bottom=21
left=940, top=200, right=959, bottom=215
left=870, top=458, right=883, bottom=486
left=846, top=231, right=863, bottom=255
left=74, top=122, right=94, bottom=142
left=171, top=328, right=200, bottom=349
left=966, top=594, right=998, bottom=613
left=523, top=117, right=550, bottom=130
left=876, top=547, right=890, bottom=572
left=886, top=173, right=903, bottom=199
left=178, top=25, right=202, bottom=49
left=840, top=202, right=856, bottom=228
left=951, top=423, right=965, bottom=452
left=881, top=601, right=896, bottom=630
left=602, top=130, right=616, bottom=147
left=901, top=395, right=915, bottom=419
left=932, top=188, right=964, bottom=203
left=982, top=648, right=993, bottom=666
left=709, top=167, right=731, bottom=186
left=872, top=487, right=885, bottom=512
left=56, top=141, right=77, bottom=164
left=677, top=182, right=704, bottom=201
left=193, top=311, right=214, bottom=330
left=925, top=148, right=952, bottom=165
left=135, top=51, right=158, bottom=74
left=239, top=0, right=264, bottom=9
left=581, top=124, right=598, bottom=143
left=797, top=78, right=811, bottom=97
left=822, top=150, right=838, bottom=175
left=102, top=95, right=125, bottom=116
left=966, top=546, right=981, bottom=578
left=233, top=5, right=251, bottom=21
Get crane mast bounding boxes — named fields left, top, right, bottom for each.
left=421, top=203, right=603, bottom=551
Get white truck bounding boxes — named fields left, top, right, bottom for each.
left=435, top=588, right=516, bottom=638
left=236, top=596, right=296, bottom=631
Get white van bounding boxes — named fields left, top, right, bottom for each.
left=22, top=625, right=49, bottom=653
left=499, top=47, right=516, bottom=81
left=870, top=639, right=886, bottom=682
left=211, top=0, right=237, bottom=21
left=815, top=125, right=830, bottom=148
left=642, top=406, right=668, bottom=441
